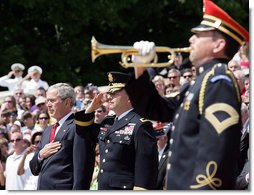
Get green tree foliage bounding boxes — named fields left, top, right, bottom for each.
left=0, top=0, right=249, bottom=87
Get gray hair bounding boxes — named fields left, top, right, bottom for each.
left=48, top=83, right=76, bottom=106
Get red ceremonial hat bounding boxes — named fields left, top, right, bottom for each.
left=191, top=0, right=249, bottom=45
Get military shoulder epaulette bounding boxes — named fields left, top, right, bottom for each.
left=210, top=63, right=232, bottom=83
left=198, top=63, right=241, bottom=114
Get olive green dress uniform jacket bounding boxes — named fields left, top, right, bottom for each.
left=76, top=110, right=158, bottom=190
left=125, top=59, right=242, bottom=190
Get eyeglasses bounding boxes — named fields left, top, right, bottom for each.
left=168, top=76, right=178, bottom=79
left=10, top=138, right=22, bottom=143
left=183, top=75, right=192, bottom=78
left=4, top=100, right=12, bottom=103
left=39, top=117, right=49, bottom=120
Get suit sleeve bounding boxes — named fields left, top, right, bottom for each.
left=235, top=161, right=249, bottom=190
left=133, top=121, right=158, bottom=190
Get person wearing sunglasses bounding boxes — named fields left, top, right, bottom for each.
left=181, top=68, right=193, bottom=85
left=34, top=111, right=51, bottom=132
left=5, top=132, right=27, bottom=190
left=167, top=68, right=181, bottom=88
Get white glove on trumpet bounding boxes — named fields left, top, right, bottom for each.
left=132, top=41, right=156, bottom=64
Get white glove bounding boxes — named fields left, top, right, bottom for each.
left=132, top=41, right=156, bottom=64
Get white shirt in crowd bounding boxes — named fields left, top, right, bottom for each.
left=22, top=79, right=49, bottom=95
left=23, top=152, right=38, bottom=190
left=5, top=149, right=26, bottom=190
left=0, top=76, right=23, bottom=91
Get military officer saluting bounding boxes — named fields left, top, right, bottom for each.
left=124, top=0, right=248, bottom=190
left=75, top=71, right=158, bottom=190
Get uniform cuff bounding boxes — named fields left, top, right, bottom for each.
left=75, top=110, right=94, bottom=127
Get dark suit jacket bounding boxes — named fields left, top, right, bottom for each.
left=29, top=114, right=95, bottom=190
left=235, top=160, right=249, bottom=190
left=156, top=144, right=169, bottom=190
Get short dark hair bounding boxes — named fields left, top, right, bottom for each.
left=31, top=131, right=43, bottom=144
left=100, top=105, right=107, bottom=113
left=21, top=111, right=33, bottom=121
left=213, top=30, right=240, bottom=59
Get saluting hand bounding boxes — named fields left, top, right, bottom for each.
left=85, top=93, right=105, bottom=113
left=7, top=70, right=15, bottom=78
left=39, top=141, right=61, bottom=159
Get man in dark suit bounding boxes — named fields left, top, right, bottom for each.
left=75, top=72, right=158, bottom=190
left=154, top=124, right=171, bottom=190
left=29, top=83, right=95, bottom=190
left=124, top=0, right=248, bottom=190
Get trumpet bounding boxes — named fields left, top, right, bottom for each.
left=91, top=36, right=191, bottom=68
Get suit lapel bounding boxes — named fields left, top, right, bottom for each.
left=54, top=114, right=74, bottom=141
left=158, top=144, right=169, bottom=170
left=105, top=110, right=136, bottom=137
left=41, top=114, right=74, bottom=169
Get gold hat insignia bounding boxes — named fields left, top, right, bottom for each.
left=108, top=73, right=113, bottom=82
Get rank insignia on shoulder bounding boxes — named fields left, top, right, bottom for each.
left=205, top=103, right=239, bottom=134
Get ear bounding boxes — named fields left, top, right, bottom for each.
left=65, top=97, right=71, bottom=106
left=213, top=38, right=226, bottom=53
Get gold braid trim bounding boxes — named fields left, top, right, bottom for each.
left=75, top=118, right=94, bottom=127
left=133, top=186, right=147, bottom=190
left=226, top=69, right=241, bottom=102
left=190, top=161, right=222, bottom=190
left=199, top=69, right=214, bottom=114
